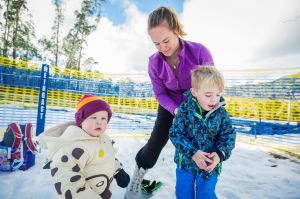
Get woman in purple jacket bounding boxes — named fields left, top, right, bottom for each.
left=125, top=6, right=214, bottom=198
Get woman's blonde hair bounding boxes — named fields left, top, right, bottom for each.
left=191, top=66, right=225, bottom=91
left=148, top=6, right=186, bottom=36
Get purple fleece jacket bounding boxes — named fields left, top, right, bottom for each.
left=148, top=39, right=214, bottom=115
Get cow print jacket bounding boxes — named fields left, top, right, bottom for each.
left=40, top=122, right=123, bottom=199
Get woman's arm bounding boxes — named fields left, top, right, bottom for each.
left=198, top=44, right=214, bottom=66
left=148, top=62, right=177, bottom=115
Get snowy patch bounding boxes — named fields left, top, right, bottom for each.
left=0, top=138, right=299, bottom=199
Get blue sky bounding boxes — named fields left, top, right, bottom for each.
left=102, top=0, right=184, bottom=25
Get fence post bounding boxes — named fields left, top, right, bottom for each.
left=36, top=64, right=49, bottom=136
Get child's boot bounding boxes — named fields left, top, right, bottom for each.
left=125, top=165, right=147, bottom=199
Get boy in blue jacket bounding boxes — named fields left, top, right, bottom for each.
left=169, top=66, right=236, bottom=199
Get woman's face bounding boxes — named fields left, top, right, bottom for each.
left=148, top=23, right=179, bottom=57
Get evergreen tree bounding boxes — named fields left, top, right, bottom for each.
left=82, top=57, right=98, bottom=71
left=39, top=0, right=64, bottom=66
left=0, top=1, right=3, bottom=53
left=11, top=0, right=26, bottom=59
left=0, top=0, right=39, bottom=60
left=1, top=0, right=14, bottom=57
left=63, top=0, right=104, bottom=70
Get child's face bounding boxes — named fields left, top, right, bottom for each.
left=81, top=111, right=108, bottom=137
left=191, top=85, right=222, bottom=112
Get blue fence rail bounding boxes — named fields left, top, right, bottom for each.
left=1, top=65, right=299, bottom=100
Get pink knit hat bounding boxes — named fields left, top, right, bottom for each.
left=75, top=94, right=112, bottom=125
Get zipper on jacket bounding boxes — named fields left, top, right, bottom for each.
left=193, top=98, right=206, bottom=121
left=217, top=162, right=222, bottom=176
left=179, top=153, right=183, bottom=168
left=193, top=97, right=226, bottom=121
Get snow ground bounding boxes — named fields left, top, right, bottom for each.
left=0, top=135, right=300, bottom=199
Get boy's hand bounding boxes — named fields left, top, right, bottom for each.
left=174, top=108, right=178, bottom=115
left=206, top=152, right=220, bottom=173
left=192, top=150, right=212, bottom=170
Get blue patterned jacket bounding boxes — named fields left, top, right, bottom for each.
left=169, top=91, right=236, bottom=178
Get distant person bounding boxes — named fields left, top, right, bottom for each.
left=125, top=6, right=216, bottom=198
left=40, top=94, right=130, bottom=199
left=169, top=66, right=236, bottom=199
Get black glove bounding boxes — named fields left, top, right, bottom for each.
left=114, top=169, right=130, bottom=188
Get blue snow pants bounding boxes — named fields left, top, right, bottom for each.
left=176, top=167, right=218, bottom=199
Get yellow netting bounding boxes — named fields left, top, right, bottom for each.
left=1, top=85, right=299, bottom=121
left=1, top=56, right=299, bottom=122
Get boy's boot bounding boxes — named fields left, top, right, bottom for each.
left=125, top=165, right=147, bottom=199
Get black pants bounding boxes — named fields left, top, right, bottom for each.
left=135, top=105, right=174, bottom=169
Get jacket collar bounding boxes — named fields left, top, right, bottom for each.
left=184, top=90, right=225, bottom=120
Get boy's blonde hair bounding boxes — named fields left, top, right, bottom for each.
left=191, top=66, right=225, bottom=91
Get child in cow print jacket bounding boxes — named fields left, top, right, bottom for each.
left=40, top=94, right=129, bottom=199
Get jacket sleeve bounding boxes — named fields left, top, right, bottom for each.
left=114, top=158, right=123, bottom=173
left=110, top=136, right=130, bottom=188
left=169, top=107, right=198, bottom=157
left=113, top=159, right=130, bottom=188
left=198, top=44, right=214, bottom=66
left=104, top=134, right=123, bottom=174
left=148, top=60, right=177, bottom=115
left=50, top=145, right=101, bottom=199
left=215, top=109, right=236, bottom=161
